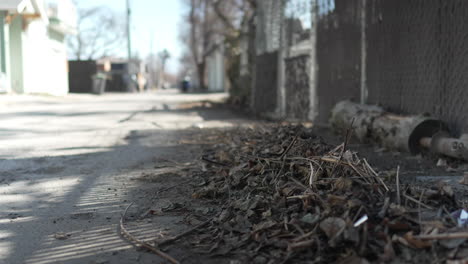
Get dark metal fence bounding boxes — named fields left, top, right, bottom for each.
left=68, top=60, right=97, bottom=93
left=251, top=0, right=468, bottom=133
left=285, top=55, right=310, bottom=119
left=366, top=0, right=468, bottom=134
left=253, top=51, right=279, bottom=113
left=316, top=0, right=361, bottom=124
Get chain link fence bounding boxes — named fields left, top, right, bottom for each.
left=251, top=0, right=283, bottom=114
left=282, top=0, right=313, bottom=120
left=251, top=0, right=468, bottom=133
left=366, top=0, right=468, bottom=134
left=316, top=0, right=362, bottom=124
left=251, top=0, right=317, bottom=119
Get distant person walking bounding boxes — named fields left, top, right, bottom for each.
left=181, top=76, right=190, bottom=93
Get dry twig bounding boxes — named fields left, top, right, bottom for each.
left=120, top=203, right=179, bottom=264
left=396, top=166, right=401, bottom=205
left=416, top=232, right=468, bottom=240
left=159, top=218, right=213, bottom=248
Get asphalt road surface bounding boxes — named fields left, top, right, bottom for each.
left=0, top=90, right=243, bottom=264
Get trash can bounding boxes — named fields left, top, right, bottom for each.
left=92, top=73, right=107, bottom=95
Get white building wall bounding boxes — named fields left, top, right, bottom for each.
left=0, top=12, right=11, bottom=93
left=207, top=48, right=225, bottom=92
left=22, top=19, right=68, bottom=96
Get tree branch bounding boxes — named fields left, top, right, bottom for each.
left=212, top=0, right=236, bottom=32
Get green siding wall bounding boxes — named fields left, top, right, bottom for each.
left=0, top=12, right=6, bottom=73
left=9, top=15, right=23, bottom=93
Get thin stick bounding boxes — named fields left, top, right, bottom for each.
left=403, top=193, right=433, bottom=210
left=157, top=179, right=192, bottom=196
left=415, top=232, right=468, bottom=240
left=348, top=162, right=372, bottom=184
left=159, top=218, right=212, bottom=248
left=291, top=227, right=318, bottom=243
left=359, top=222, right=368, bottom=255
left=290, top=177, right=308, bottom=190
left=308, top=162, right=315, bottom=187
left=363, top=158, right=389, bottom=192
left=363, top=158, right=378, bottom=176
left=279, top=135, right=298, bottom=160
left=342, top=118, right=355, bottom=154
left=396, top=166, right=401, bottom=205
left=330, top=118, right=355, bottom=177
left=288, top=239, right=315, bottom=251
left=120, top=203, right=179, bottom=264
left=287, top=194, right=314, bottom=200
left=442, top=206, right=458, bottom=226
left=201, top=156, right=230, bottom=167
left=418, top=190, right=424, bottom=229
left=378, top=197, right=390, bottom=218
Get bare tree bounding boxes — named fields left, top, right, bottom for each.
left=212, top=0, right=254, bottom=35
left=67, top=6, right=126, bottom=60
left=211, top=0, right=256, bottom=101
left=180, top=0, right=255, bottom=91
left=180, top=0, right=221, bottom=90
left=158, top=49, right=171, bottom=83
left=145, top=53, right=160, bottom=89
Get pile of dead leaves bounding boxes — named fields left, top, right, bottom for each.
left=190, top=125, right=468, bottom=263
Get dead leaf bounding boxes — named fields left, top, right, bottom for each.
left=261, top=209, right=272, bottom=218
left=388, top=203, right=407, bottom=216
left=446, top=259, right=468, bottom=264
left=402, top=231, right=432, bottom=249
left=380, top=240, right=395, bottom=262
left=229, top=163, right=247, bottom=176
left=301, top=213, right=320, bottom=225
left=337, top=255, right=370, bottom=264
left=320, top=217, right=346, bottom=238
left=187, top=124, right=468, bottom=262
left=54, top=232, right=71, bottom=240
left=333, top=177, right=352, bottom=191
left=436, top=158, right=447, bottom=167
left=437, top=181, right=454, bottom=197
left=327, top=194, right=347, bottom=207
left=253, top=220, right=276, bottom=232
left=281, top=186, right=299, bottom=196
left=459, top=173, right=468, bottom=185
left=215, top=150, right=232, bottom=163
left=386, top=219, right=412, bottom=231
left=439, top=238, right=467, bottom=249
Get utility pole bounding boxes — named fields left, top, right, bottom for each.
left=126, top=0, right=132, bottom=60
left=150, top=31, right=154, bottom=55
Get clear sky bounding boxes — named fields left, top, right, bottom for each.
left=78, top=0, right=184, bottom=73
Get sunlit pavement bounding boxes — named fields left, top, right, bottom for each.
left=0, top=90, right=241, bottom=264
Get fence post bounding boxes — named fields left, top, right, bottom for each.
left=276, top=0, right=287, bottom=118
left=308, top=0, right=319, bottom=121
left=360, top=0, right=368, bottom=104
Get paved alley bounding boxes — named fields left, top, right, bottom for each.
left=0, top=90, right=244, bottom=264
